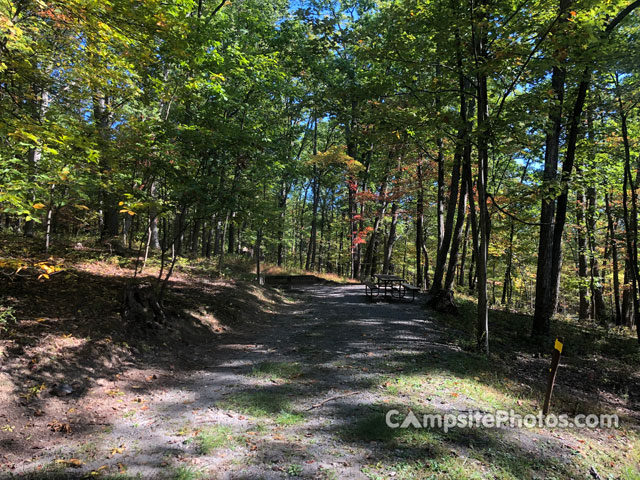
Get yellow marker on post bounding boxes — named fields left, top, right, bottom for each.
left=543, top=336, right=564, bottom=415
left=554, top=339, right=563, bottom=353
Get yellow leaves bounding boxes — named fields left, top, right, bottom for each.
left=74, top=205, right=89, bottom=210
left=34, top=261, right=62, bottom=281
left=33, top=203, right=46, bottom=209
left=90, top=465, right=110, bottom=476
left=310, top=146, right=363, bottom=173
left=0, top=258, right=24, bottom=272
left=1, top=424, right=15, bottom=432
left=118, top=201, right=135, bottom=215
left=38, top=263, right=56, bottom=274
left=55, top=458, right=83, bottom=468
left=110, top=445, right=125, bottom=456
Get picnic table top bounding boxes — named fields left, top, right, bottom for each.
left=373, top=274, right=404, bottom=282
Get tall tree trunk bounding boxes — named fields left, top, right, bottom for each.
left=501, top=221, right=515, bottom=305
left=585, top=109, right=607, bottom=321
left=466, top=159, right=479, bottom=294
left=546, top=72, right=590, bottom=329
left=459, top=217, right=470, bottom=286
left=306, top=118, right=319, bottom=271
left=617, top=72, right=640, bottom=341
left=416, top=156, right=425, bottom=288
left=445, top=151, right=469, bottom=292
left=605, top=192, right=622, bottom=325
left=432, top=50, right=467, bottom=294
left=532, top=70, right=565, bottom=334
left=576, top=188, right=591, bottom=320
left=586, top=185, right=607, bottom=321
left=444, top=75, right=473, bottom=292
left=364, top=171, right=389, bottom=278
left=474, top=0, right=490, bottom=354
left=149, top=180, right=161, bottom=250
left=383, top=203, right=399, bottom=274
left=227, top=212, right=236, bottom=255
left=256, top=227, right=262, bottom=283
left=532, top=0, right=640, bottom=337
left=94, top=93, right=119, bottom=238
left=532, top=0, right=569, bottom=337
left=355, top=151, right=371, bottom=278
left=346, top=101, right=358, bottom=278
left=191, top=217, right=201, bottom=255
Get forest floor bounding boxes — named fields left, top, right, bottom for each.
left=0, top=241, right=639, bottom=479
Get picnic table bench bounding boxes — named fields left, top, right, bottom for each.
left=363, top=274, right=419, bottom=302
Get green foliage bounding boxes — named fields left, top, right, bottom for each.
left=1, top=0, right=640, bottom=343
left=195, top=425, right=238, bottom=455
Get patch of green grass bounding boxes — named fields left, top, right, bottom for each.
left=286, top=463, right=303, bottom=477
left=275, top=411, right=306, bottom=425
left=348, top=406, right=583, bottom=479
left=218, top=390, right=295, bottom=417
left=196, top=425, right=238, bottom=454
left=250, top=361, right=303, bottom=381
left=362, top=457, right=491, bottom=480
left=172, top=465, right=204, bottom=480
left=0, top=302, right=16, bottom=332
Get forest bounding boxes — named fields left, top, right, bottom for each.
left=1, top=0, right=640, bottom=478
left=4, top=0, right=640, bottom=346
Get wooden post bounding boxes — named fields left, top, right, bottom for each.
left=542, top=336, right=564, bottom=415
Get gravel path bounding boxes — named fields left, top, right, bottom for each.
left=4, top=284, right=449, bottom=479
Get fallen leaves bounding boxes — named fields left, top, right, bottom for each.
left=110, top=445, right=125, bottom=456
left=55, top=458, right=83, bottom=468
left=48, top=420, right=72, bottom=434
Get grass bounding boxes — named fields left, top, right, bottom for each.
left=172, top=465, right=205, bottom=480
left=250, top=361, right=303, bottom=381
left=350, top=409, right=574, bottom=480
left=275, top=411, right=306, bottom=425
left=195, top=425, right=239, bottom=454
left=286, top=463, right=303, bottom=477
left=218, top=390, right=296, bottom=418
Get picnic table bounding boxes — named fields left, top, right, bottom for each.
left=363, top=274, right=420, bottom=302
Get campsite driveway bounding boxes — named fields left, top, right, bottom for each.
left=3, top=283, right=633, bottom=479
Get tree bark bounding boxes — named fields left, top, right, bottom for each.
left=364, top=169, right=389, bottom=278
left=416, top=156, right=425, bottom=288
left=617, top=72, right=640, bottom=341
left=383, top=203, right=399, bottom=275
left=576, top=188, right=591, bottom=320
left=605, top=192, right=622, bottom=325
left=586, top=185, right=607, bottom=321
left=474, top=0, right=490, bottom=354
left=94, top=93, right=119, bottom=238
left=306, top=118, right=320, bottom=271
